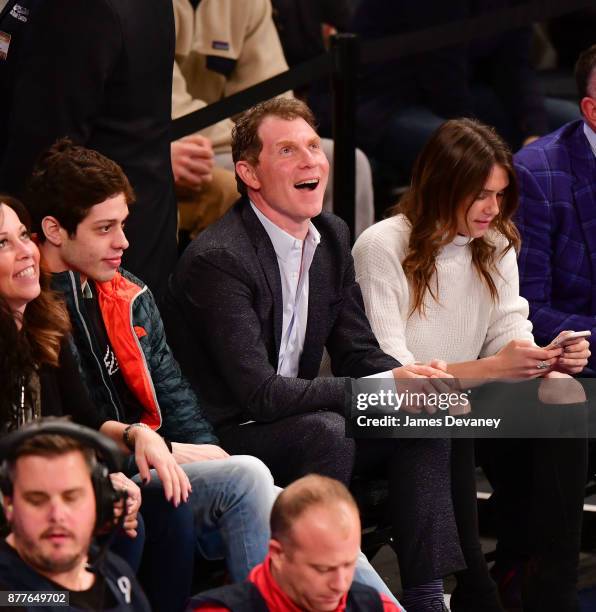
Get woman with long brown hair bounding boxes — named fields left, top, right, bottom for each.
left=0, top=194, right=95, bottom=429
left=353, top=119, right=590, bottom=611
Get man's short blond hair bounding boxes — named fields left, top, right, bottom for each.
left=270, top=475, right=358, bottom=544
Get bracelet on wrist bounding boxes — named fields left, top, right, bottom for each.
left=123, top=422, right=152, bottom=451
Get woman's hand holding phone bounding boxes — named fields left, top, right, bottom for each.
left=545, top=330, right=591, bottom=375
left=546, top=330, right=591, bottom=349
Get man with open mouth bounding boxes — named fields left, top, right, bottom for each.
left=165, top=97, right=466, bottom=610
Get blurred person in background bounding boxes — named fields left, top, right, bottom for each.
left=171, top=0, right=374, bottom=235
left=172, top=135, right=240, bottom=242
left=0, top=0, right=178, bottom=301
left=352, top=0, right=580, bottom=193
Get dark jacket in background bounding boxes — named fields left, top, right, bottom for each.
left=163, top=198, right=399, bottom=431
left=352, top=0, right=547, bottom=151
left=270, top=0, right=354, bottom=133
left=0, top=0, right=177, bottom=301
left=271, top=0, right=353, bottom=66
left=40, top=341, right=107, bottom=431
left=0, top=0, right=41, bottom=163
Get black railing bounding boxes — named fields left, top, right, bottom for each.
left=172, top=0, right=594, bottom=239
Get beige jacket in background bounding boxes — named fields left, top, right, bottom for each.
left=172, top=0, right=290, bottom=153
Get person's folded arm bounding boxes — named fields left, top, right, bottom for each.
left=171, top=61, right=234, bottom=148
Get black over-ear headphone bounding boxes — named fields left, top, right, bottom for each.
left=0, top=418, right=124, bottom=535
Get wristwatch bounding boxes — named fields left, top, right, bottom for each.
left=122, top=422, right=152, bottom=451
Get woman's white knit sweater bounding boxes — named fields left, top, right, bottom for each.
left=352, top=214, right=534, bottom=366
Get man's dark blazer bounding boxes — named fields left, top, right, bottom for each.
left=164, top=198, right=400, bottom=430
left=0, top=0, right=177, bottom=300
left=515, top=119, right=596, bottom=372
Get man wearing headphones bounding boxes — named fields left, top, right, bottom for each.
left=0, top=419, right=150, bottom=611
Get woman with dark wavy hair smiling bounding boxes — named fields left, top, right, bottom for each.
left=353, top=119, right=590, bottom=611
left=0, top=194, right=83, bottom=430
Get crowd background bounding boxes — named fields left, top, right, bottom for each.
left=0, top=0, right=595, bottom=611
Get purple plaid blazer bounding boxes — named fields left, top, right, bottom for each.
left=515, top=119, right=596, bottom=371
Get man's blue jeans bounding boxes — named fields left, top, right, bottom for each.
left=124, top=455, right=274, bottom=611
left=109, top=483, right=197, bottom=612
left=179, top=455, right=277, bottom=579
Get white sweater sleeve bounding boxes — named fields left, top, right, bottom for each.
left=479, top=245, right=534, bottom=358
left=353, top=222, right=417, bottom=366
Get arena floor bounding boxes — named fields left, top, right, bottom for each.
left=370, top=476, right=596, bottom=609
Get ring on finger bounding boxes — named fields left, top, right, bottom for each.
left=536, top=360, right=549, bottom=370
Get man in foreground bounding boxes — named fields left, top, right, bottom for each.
left=190, top=474, right=404, bottom=611
left=0, top=419, right=150, bottom=611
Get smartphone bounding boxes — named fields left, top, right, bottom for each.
left=548, top=330, right=591, bottom=348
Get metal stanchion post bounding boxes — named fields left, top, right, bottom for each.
left=331, top=33, right=359, bottom=241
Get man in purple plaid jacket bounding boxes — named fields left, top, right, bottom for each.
left=482, top=45, right=595, bottom=611
left=515, top=44, right=596, bottom=375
